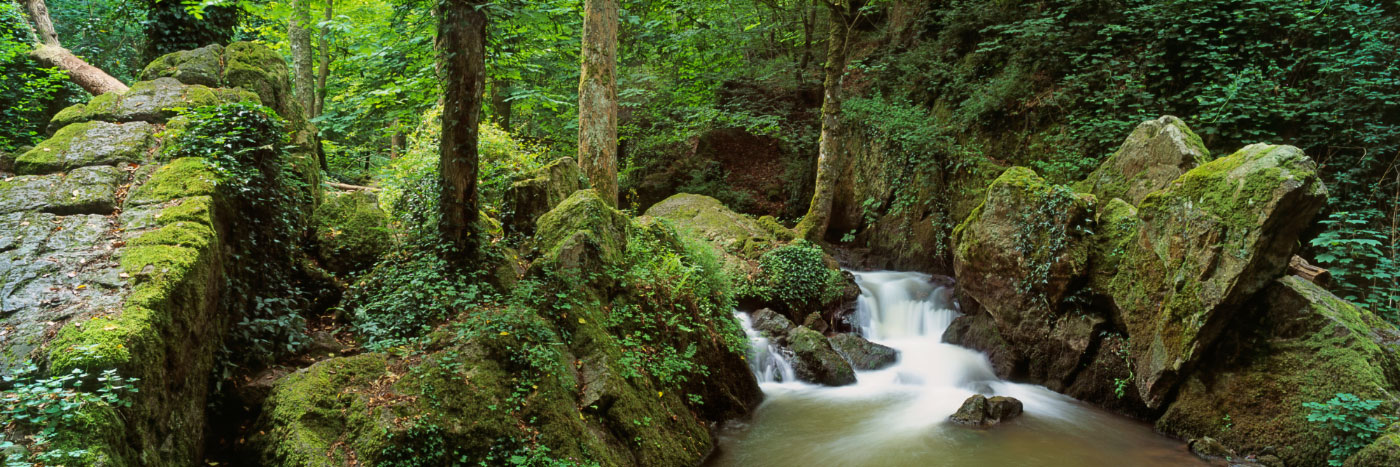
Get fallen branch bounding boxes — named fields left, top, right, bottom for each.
left=22, top=0, right=128, bottom=95
left=326, top=182, right=380, bottom=192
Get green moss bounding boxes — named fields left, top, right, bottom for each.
left=156, top=196, right=215, bottom=226
left=129, top=221, right=217, bottom=251
left=258, top=354, right=391, bottom=466
left=312, top=191, right=392, bottom=274
left=47, top=306, right=160, bottom=374
left=535, top=189, right=632, bottom=269
left=1348, top=432, right=1400, bottom=467
left=222, top=42, right=294, bottom=118
left=127, top=157, right=216, bottom=205
left=119, top=244, right=205, bottom=310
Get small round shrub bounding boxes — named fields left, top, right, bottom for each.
left=312, top=191, right=394, bottom=275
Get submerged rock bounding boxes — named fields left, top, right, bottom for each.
left=949, top=394, right=1022, bottom=426
left=828, top=333, right=897, bottom=371
left=786, top=326, right=856, bottom=386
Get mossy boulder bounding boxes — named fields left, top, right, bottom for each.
left=139, top=44, right=225, bottom=87
left=126, top=157, right=217, bottom=206
left=49, top=78, right=259, bottom=130
left=1110, top=143, right=1328, bottom=408
left=1157, top=276, right=1400, bottom=466
left=644, top=193, right=777, bottom=258
left=950, top=166, right=1099, bottom=389
left=1348, top=431, right=1400, bottom=467
left=828, top=333, right=897, bottom=370
left=15, top=121, right=153, bottom=175
left=786, top=326, right=856, bottom=386
left=223, top=42, right=297, bottom=121
left=531, top=189, right=631, bottom=282
left=311, top=191, right=392, bottom=275
left=1074, top=115, right=1211, bottom=206
left=502, top=156, right=585, bottom=235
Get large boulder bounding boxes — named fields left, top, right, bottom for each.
left=951, top=166, right=1100, bottom=389
left=531, top=189, right=631, bottom=282
left=139, top=44, right=225, bottom=87
left=502, top=157, right=585, bottom=235
left=1075, top=115, right=1211, bottom=206
left=786, top=326, right=856, bottom=386
left=1109, top=143, right=1328, bottom=408
left=1156, top=276, right=1400, bottom=466
left=645, top=193, right=779, bottom=258
left=15, top=121, right=154, bottom=175
left=49, top=77, right=258, bottom=130
left=311, top=191, right=393, bottom=275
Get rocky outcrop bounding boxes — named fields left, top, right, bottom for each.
left=502, top=156, right=585, bottom=235
left=256, top=189, right=761, bottom=466
left=1074, top=115, right=1210, bottom=206
left=311, top=191, right=392, bottom=275
left=949, top=394, right=1023, bottom=426
left=1156, top=276, right=1400, bottom=466
left=0, top=42, right=317, bottom=465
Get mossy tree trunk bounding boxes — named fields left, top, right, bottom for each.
left=316, top=0, right=334, bottom=117
left=289, top=0, right=315, bottom=118
left=22, top=0, right=128, bottom=95
left=578, top=0, right=619, bottom=206
left=795, top=0, right=853, bottom=241
left=437, top=0, right=488, bottom=262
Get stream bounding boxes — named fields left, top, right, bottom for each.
left=710, top=271, right=1203, bottom=466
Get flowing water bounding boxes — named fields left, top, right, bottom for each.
left=710, top=271, right=1203, bottom=467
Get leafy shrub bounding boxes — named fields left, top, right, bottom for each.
left=343, top=246, right=489, bottom=351
left=311, top=191, right=394, bottom=275
left=1310, top=209, right=1400, bottom=323
left=1304, top=393, right=1396, bottom=466
left=0, top=3, right=69, bottom=153
left=0, top=361, right=137, bottom=465
left=754, top=240, right=844, bottom=315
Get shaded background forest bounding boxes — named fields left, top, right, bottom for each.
left=3, top=0, right=1398, bottom=320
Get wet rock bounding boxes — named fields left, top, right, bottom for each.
left=801, top=310, right=829, bottom=333
left=949, top=394, right=1023, bottom=426
left=1157, top=276, right=1400, bottom=466
left=828, top=333, right=897, bottom=370
left=942, top=309, right=1018, bottom=378
left=1075, top=115, right=1211, bottom=206
left=311, top=191, right=392, bottom=275
left=786, top=326, right=856, bottom=386
left=140, top=44, right=225, bottom=87
left=751, top=308, right=795, bottom=339
left=1188, top=437, right=1230, bottom=461
left=502, top=157, right=585, bottom=235
left=0, top=166, right=123, bottom=216
left=15, top=121, right=154, bottom=175
left=1111, top=143, right=1328, bottom=408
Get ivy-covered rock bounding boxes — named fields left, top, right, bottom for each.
left=786, top=326, right=856, bottom=386
left=1074, top=115, right=1211, bottom=206
left=1110, top=143, right=1328, bottom=408
left=1156, top=276, right=1400, bottom=466
left=311, top=191, right=392, bottom=275
left=950, top=166, right=1099, bottom=389
left=502, top=156, right=585, bottom=235
left=15, top=121, right=154, bottom=175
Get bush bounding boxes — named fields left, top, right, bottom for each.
left=343, top=246, right=490, bottom=350
left=1304, top=393, right=1396, bottom=466
left=0, top=3, right=69, bottom=153
left=312, top=191, right=394, bottom=275
left=754, top=240, right=844, bottom=316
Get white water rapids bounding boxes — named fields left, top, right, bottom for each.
left=711, top=271, right=1202, bottom=466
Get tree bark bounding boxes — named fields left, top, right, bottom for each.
left=578, top=0, right=619, bottom=206
left=22, top=0, right=128, bottom=95
left=289, top=0, right=316, bottom=119
left=437, top=0, right=487, bottom=259
left=316, top=0, right=334, bottom=117
left=795, top=1, right=853, bottom=242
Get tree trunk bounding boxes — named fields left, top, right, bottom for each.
left=437, top=0, right=487, bottom=260
left=578, top=0, right=619, bottom=206
left=315, top=0, right=334, bottom=117
left=490, top=78, right=512, bottom=131
left=289, top=0, right=315, bottom=119
left=22, top=0, right=128, bottom=95
left=795, top=1, right=852, bottom=242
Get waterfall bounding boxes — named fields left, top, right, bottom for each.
left=736, top=312, right=797, bottom=383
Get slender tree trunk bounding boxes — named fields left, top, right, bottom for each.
left=578, top=0, right=619, bottom=206
left=490, top=78, right=512, bottom=131
left=289, top=0, right=315, bottom=119
left=437, top=0, right=487, bottom=259
left=22, top=0, right=128, bottom=95
left=315, top=0, right=333, bottom=117
left=795, top=1, right=852, bottom=242
left=799, top=0, right=817, bottom=73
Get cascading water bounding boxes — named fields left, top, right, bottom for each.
left=712, top=271, right=1202, bottom=466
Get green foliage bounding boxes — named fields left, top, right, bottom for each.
left=1304, top=393, right=1396, bottom=466
left=0, top=361, right=137, bottom=465
left=0, top=2, right=69, bottom=153
left=754, top=240, right=843, bottom=314
left=164, top=102, right=313, bottom=375
left=142, top=0, right=239, bottom=61
left=345, top=246, right=488, bottom=350
left=1011, top=182, right=1092, bottom=298
left=1310, top=209, right=1400, bottom=323
left=48, top=0, right=147, bottom=82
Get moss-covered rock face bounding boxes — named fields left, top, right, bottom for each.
left=1157, top=276, right=1400, bottom=466
left=786, top=326, right=856, bottom=386
left=257, top=196, right=760, bottom=465
left=1111, top=143, right=1328, bottom=408
left=311, top=191, right=392, bottom=275
left=139, top=44, right=225, bottom=87
left=645, top=193, right=779, bottom=257
left=1075, top=116, right=1211, bottom=206
left=49, top=78, right=259, bottom=130
left=503, top=156, right=585, bottom=235
left=16, top=121, right=154, bottom=175
left=950, top=166, right=1100, bottom=389
left=0, top=166, right=123, bottom=216
left=1349, top=432, right=1400, bottom=467
left=223, top=42, right=297, bottom=120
